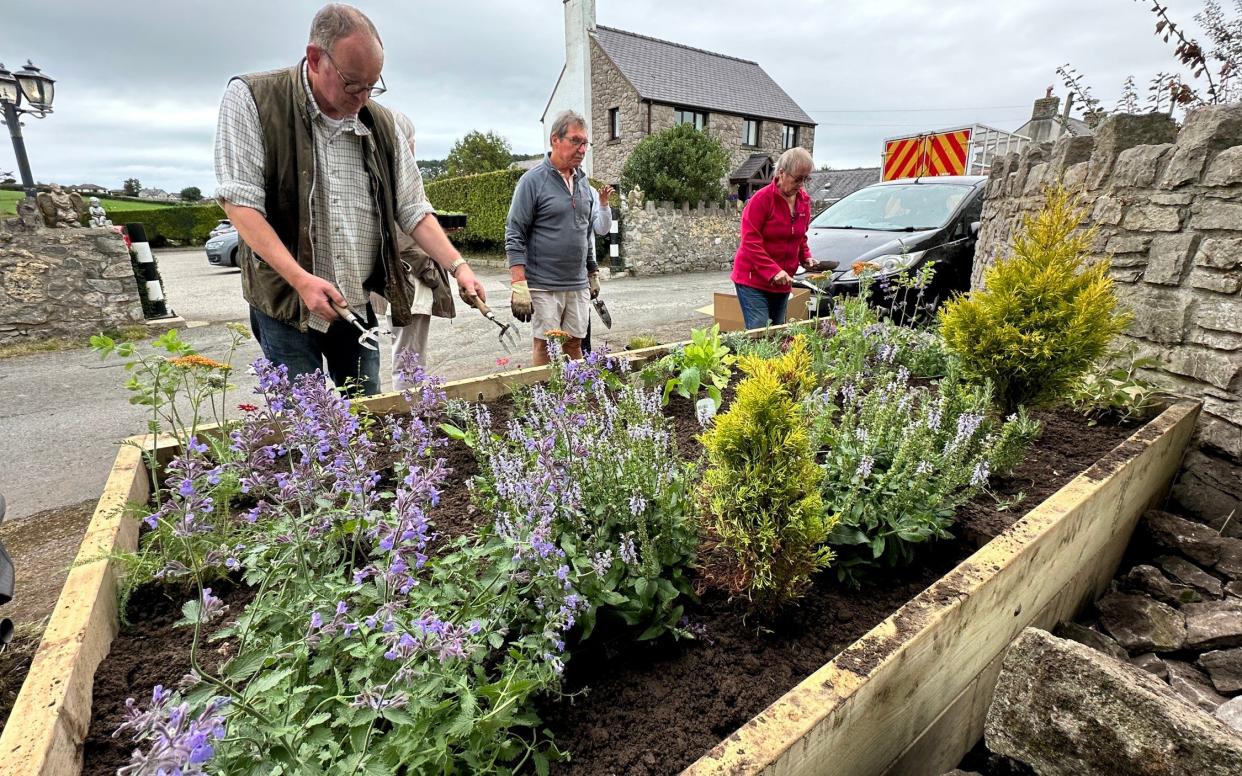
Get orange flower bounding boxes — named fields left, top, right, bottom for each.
left=543, top=328, right=570, bottom=340
left=168, top=354, right=230, bottom=370
left=852, top=261, right=880, bottom=276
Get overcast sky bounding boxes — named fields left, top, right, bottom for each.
left=2, top=0, right=1212, bottom=192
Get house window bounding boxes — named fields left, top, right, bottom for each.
left=609, top=107, right=621, bottom=140
left=742, top=119, right=760, bottom=147
left=783, top=124, right=799, bottom=149
left=675, top=108, right=708, bottom=131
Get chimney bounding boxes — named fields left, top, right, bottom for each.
left=1031, top=92, right=1061, bottom=122
left=559, top=0, right=596, bottom=173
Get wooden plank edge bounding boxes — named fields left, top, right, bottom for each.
left=0, top=317, right=808, bottom=774
left=1, top=443, right=150, bottom=776
left=682, top=400, right=1200, bottom=776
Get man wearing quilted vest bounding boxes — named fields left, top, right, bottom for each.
left=213, top=3, right=485, bottom=395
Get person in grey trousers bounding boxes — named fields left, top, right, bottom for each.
left=505, top=110, right=613, bottom=365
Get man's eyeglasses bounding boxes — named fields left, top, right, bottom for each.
left=320, top=48, right=387, bottom=98
left=558, top=135, right=590, bottom=149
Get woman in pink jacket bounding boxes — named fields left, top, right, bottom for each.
left=731, top=147, right=816, bottom=329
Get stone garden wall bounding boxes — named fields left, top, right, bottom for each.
left=0, top=203, right=144, bottom=343
left=972, top=106, right=1242, bottom=527
left=619, top=198, right=742, bottom=275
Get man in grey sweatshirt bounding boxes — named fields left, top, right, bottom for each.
left=505, top=110, right=612, bottom=365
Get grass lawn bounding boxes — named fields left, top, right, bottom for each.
left=0, top=189, right=179, bottom=216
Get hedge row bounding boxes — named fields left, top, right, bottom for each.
left=425, top=168, right=525, bottom=247
left=425, top=166, right=610, bottom=250
left=109, top=202, right=225, bottom=246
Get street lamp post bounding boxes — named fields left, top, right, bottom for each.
left=0, top=61, right=56, bottom=199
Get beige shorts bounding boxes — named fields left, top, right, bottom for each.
left=530, top=288, right=590, bottom=340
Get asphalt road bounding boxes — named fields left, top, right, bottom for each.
left=0, top=247, right=734, bottom=522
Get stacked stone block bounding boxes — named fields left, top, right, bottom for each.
left=972, top=106, right=1242, bottom=524
left=620, top=199, right=743, bottom=276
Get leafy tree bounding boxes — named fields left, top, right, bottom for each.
left=417, top=159, right=447, bottom=181
left=123, top=177, right=142, bottom=196
left=620, top=123, right=730, bottom=203
left=445, top=130, right=513, bottom=177
left=179, top=186, right=203, bottom=202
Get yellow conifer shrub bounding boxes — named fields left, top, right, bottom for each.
left=938, top=186, right=1132, bottom=412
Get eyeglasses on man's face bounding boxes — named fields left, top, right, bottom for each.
left=320, top=48, right=387, bottom=98
left=557, top=134, right=590, bottom=149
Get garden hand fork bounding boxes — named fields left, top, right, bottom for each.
left=464, top=294, right=521, bottom=353
left=331, top=300, right=384, bottom=352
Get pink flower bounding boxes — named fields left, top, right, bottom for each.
left=495, top=357, right=510, bottom=367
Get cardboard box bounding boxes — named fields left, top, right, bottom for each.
left=712, top=288, right=810, bottom=332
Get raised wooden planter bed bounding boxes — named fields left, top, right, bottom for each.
left=0, top=335, right=1199, bottom=776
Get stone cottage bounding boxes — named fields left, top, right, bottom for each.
left=542, top=0, right=816, bottom=195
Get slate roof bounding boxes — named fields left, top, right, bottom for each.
left=805, top=167, right=881, bottom=203
left=730, top=153, right=773, bottom=181
left=594, top=26, right=815, bottom=126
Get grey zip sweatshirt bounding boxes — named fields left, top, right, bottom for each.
left=505, top=155, right=611, bottom=290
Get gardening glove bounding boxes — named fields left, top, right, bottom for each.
left=510, top=280, right=533, bottom=323
left=588, top=272, right=601, bottom=300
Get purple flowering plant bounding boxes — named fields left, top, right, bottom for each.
left=465, top=341, right=699, bottom=641
left=112, top=351, right=588, bottom=773
left=811, top=366, right=1039, bottom=582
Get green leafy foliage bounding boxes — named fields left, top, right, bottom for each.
left=425, top=168, right=607, bottom=250
left=646, top=324, right=735, bottom=410
left=620, top=123, right=731, bottom=203
left=179, top=186, right=203, bottom=202
left=813, top=369, right=1040, bottom=583
left=111, top=202, right=227, bottom=246
left=446, top=130, right=514, bottom=177
left=468, top=347, right=699, bottom=641
left=700, top=337, right=835, bottom=611
left=425, top=168, right=525, bottom=247
left=1069, top=343, right=1163, bottom=425
left=938, top=186, right=1132, bottom=413
left=123, top=177, right=141, bottom=196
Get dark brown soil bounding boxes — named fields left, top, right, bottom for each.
left=78, top=389, right=1139, bottom=776
left=955, top=408, right=1137, bottom=547
left=83, top=580, right=256, bottom=776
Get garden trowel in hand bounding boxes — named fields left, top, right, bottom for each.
left=591, top=297, right=613, bottom=329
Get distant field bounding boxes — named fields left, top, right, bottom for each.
left=0, top=190, right=177, bottom=216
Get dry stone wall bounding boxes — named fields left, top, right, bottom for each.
left=619, top=198, right=742, bottom=275
left=0, top=204, right=144, bottom=343
left=972, top=106, right=1242, bottom=526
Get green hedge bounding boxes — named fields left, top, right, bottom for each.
left=425, top=167, right=610, bottom=250
left=425, top=168, right=525, bottom=248
left=109, top=202, right=225, bottom=246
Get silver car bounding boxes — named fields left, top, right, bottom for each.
left=205, top=227, right=239, bottom=267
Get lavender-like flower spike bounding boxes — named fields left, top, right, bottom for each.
left=856, top=455, right=875, bottom=480
left=970, top=460, right=990, bottom=487
left=114, top=688, right=229, bottom=776
left=197, top=588, right=227, bottom=625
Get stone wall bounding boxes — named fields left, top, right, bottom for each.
left=620, top=198, right=742, bottom=275
left=972, top=106, right=1242, bottom=527
left=590, top=39, right=646, bottom=185
left=0, top=204, right=144, bottom=343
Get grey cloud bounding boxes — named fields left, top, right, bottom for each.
left=3, top=0, right=1211, bottom=190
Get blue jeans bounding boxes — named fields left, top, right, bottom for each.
left=734, top=283, right=790, bottom=329
left=249, top=305, right=381, bottom=396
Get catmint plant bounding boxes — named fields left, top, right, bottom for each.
left=811, top=367, right=1038, bottom=583
left=468, top=342, right=699, bottom=641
